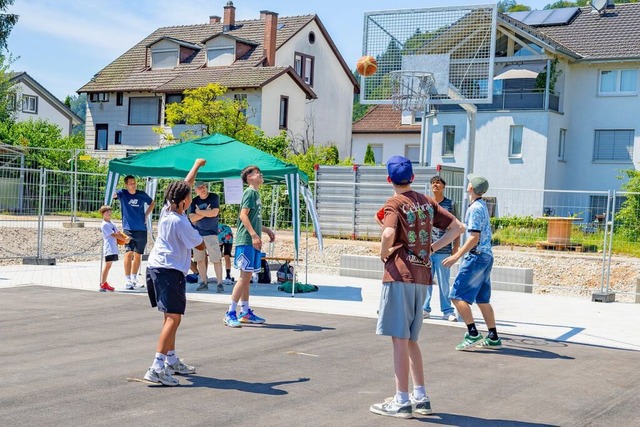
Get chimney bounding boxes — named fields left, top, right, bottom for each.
left=262, top=10, right=278, bottom=66
left=209, top=15, right=221, bottom=24
left=223, top=1, right=235, bottom=32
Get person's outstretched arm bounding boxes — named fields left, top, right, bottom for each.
left=185, top=158, right=206, bottom=186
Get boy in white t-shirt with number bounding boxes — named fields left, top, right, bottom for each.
left=143, top=159, right=207, bottom=386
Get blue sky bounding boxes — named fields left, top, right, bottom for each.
left=8, top=0, right=552, bottom=100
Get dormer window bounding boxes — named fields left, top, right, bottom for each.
left=207, top=46, right=235, bottom=66
left=205, top=35, right=236, bottom=67
left=152, top=48, right=179, bottom=70
left=149, top=38, right=201, bottom=70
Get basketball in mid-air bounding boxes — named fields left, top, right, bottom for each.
left=356, top=55, right=378, bottom=77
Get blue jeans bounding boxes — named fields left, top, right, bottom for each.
left=423, top=252, right=454, bottom=315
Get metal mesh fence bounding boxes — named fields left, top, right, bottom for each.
left=1, top=164, right=639, bottom=301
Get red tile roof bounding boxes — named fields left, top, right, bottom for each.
left=352, top=105, right=421, bottom=133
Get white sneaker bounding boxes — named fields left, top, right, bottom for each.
left=126, top=281, right=139, bottom=290
left=423, top=310, right=430, bottom=319
left=165, top=359, right=196, bottom=375
left=370, top=398, right=413, bottom=418
left=443, top=313, right=458, bottom=322
left=410, top=394, right=433, bottom=415
left=143, top=367, right=179, bottom=386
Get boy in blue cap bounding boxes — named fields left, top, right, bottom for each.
left=370, top=156, right=464, bottom=419
left=443, top=174, right=502, bottom=351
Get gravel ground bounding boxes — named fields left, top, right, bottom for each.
left=2, top=225, right=638, bottom=302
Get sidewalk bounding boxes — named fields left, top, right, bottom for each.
left=1, top=259, right=638, bottom=351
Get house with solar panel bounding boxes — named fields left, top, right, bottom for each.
left=78, top=2, right=358, bottom=156
left=352, top=3, right=640, bottom=214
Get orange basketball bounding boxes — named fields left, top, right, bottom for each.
left=356, top=55, right=378, bottom=77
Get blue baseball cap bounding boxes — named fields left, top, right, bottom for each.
left=386, top=156, right=413, bottom=185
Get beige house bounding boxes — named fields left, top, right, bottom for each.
left=79, top=2, right=358, bottom=156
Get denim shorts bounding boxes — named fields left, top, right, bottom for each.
left=376, top=281, right=428, bottom=341
left=234, top=245, right=262, bottom=273
left=449, top=252, right=494, bottom=304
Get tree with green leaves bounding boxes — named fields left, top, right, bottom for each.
left=364, top=144, right=376, bottom=165
left=498, top=0, right=532, bottom=12
left=0, top=1, right=18, bottom=124
left=164, top=83, right=258, bottom=143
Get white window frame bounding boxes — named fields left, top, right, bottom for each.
left=509, top=125, right=523, bottom=158
left=7, top=93, right=16, bottom=110
left=558, top=128, right=567, bottom=161
left=151, top=48, right=179, bottom=70
left=22, top=95, right=38, bottom=114
left=405, top=145, right=420, bottom=163
left=598, top=69, right=638, bottom=96
left=294, top=52, right=314, bottom=86
left=234, top=93, right=247, bottom=116
left=442, top=125, right=455, bottom=157
left=207, top=46, right=235, bottom=67
left=592, top=129, right=634, bottom=163
left=89, top=93, right=109, bottom=103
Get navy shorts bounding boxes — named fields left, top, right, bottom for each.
left=234, top=245, right=261, bottom=272
left=449, top=252, right=494, bottom=304
left=124, top=230, right=147, bottom=254
left=220, top=242, right=233, bottom=257
left=146, top=267, right=186, bottom=315
left=105, top=254, right=118, bottom=262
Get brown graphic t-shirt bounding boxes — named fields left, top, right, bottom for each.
left=381, top=190, right=455, bottom=285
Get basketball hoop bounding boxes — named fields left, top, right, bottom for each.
left=389, top=71, right=435, bottom=112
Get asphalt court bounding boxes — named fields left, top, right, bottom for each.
left=1, top=286, right=639, bottom=426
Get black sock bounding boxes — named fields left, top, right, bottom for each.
left=226, top=269, right=231, bottom=278
left=467, top=323, right=479, bottom=336
left=488, top=328, right=499, bottom=340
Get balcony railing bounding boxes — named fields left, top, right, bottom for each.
left=435, top=89, right=560, bottom=113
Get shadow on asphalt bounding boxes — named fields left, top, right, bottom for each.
left=254, top=323, right=336, bottom=332
left=476, top=337, right=575, bottom=360
left=415, top=413, right=558, bottom=426
left=182, top=376, right=310, bottom=395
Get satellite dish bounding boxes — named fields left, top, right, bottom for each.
left=591, top=0, right=607, bottom=12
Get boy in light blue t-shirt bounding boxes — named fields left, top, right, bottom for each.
left=443, top=174, right=502, bottom=351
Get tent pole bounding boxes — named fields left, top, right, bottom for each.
left=305, top=189, right=309, bottom=286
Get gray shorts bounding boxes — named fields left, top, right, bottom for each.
left=376, top=281, right=428, bottom=341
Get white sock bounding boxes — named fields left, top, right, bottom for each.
left=152, top=352, right=166, bottom=372
left=228, top=300, right=238, bottom=313
left=395, top=391, right=410, bottom=404
left=128, top=274, right=135, bottom=282
left=166, top=350, right=178, bottom=365
left=239, top=300, right=249, bottom=313
left=413, top=385, right=426, bottom=400
left=132, top=274, right=138, bottom=283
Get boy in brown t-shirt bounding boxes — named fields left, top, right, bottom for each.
left=370, top=156, right=464, bottom=419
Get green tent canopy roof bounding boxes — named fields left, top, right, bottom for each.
left=108, top=133, right=308, bottom=184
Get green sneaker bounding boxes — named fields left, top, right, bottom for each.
left=455, top=332, right=484, bottom=351
left=476, top=336, right=502, bottom=349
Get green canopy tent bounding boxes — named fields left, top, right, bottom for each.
left=104, top=134, right=323, bottom=291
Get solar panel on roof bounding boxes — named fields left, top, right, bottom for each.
left=508, top=7, right=579, bottom=27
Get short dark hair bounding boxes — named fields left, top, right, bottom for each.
left=241, top=165, right=260, bottom=184
left=430, top=176, right=446, bottom=186
left=124, top=175, right=135, bottom=184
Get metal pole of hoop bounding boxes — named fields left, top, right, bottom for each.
left=389, top=71, right=435, bottom=166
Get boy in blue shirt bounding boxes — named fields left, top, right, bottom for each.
left=114, top=176, right=155, bottom=290
left=443, top=174, right=502, bottom=350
